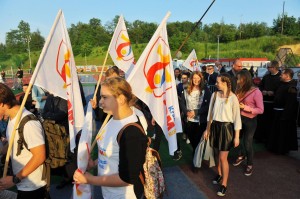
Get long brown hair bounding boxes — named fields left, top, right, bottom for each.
left=236, top=70, right=253, bottom=99
left=218, top=73, right=232, bottom=103
left=187, top=71, right=204, bottom=95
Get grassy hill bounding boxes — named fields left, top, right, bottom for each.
left=1, top=35, right=299, bottom=70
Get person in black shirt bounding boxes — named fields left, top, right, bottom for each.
left=227, top=59, right=243, bottom=92
left=255, top=61, right=281, bottom=143
left=15, top=67, right=23, bottom=90
left=268, top=68, right=298, bottom=154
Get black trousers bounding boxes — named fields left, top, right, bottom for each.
left=186, top=121, right=206, bottom=155
left=17, top=186, right=48, bottom=199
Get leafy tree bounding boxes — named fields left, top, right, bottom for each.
left=272, top=15, right=300, bottom=36
left=6, top=20, right=31, bottom=54
left=81, top=43, right=92, bottom=57
left=0, top=43, right=10, bottom=62
left=241, top=22, right=271, bottom=39
left=30, top=30, right=45, bottom=51
left=11, top=54, right=27, bottom=67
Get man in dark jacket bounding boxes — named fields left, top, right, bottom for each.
left=268, top=68, right=298, bottom=154
left=227, top=59, right=243, bottom=92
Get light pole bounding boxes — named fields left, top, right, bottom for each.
left=85, top=50, right=87, bottom=67
left=26, top=35, right=32, bottom=72
left=217, top=35, right=220, bottom=61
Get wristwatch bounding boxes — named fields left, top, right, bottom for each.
left=12, top=175, right=21, bottom=184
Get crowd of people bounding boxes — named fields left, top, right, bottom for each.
left=0, top=58, right=299, bottom=198
left=172, top=59, right=298, bottom=196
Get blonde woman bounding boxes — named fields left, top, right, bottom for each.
left=203, top=73, right=241, bottom=196
left=73, top=77, right=148, bottom=198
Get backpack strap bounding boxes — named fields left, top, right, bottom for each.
left=16, top=114, right=51, bottom=198
left=117, top=122, right=151, bottom=146
left=16, top=114, right=39, bottom=156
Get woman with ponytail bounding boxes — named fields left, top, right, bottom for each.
left=203, top=73, right=241, bottom=197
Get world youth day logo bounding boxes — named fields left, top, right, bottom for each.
left=56, top=40, right=71, bottom=89
left=144, top=36, right=172, bottom=98
left=56, top=39, right=74, bottom=125
left=144, top=36, right=176, bottom=136
left=115, top=30, right=134, bottom=62
left=190, top=58, right=197, bottom=67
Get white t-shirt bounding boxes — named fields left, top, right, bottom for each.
left=97, top=113, right=138, bottom=199
left=6, top=109, right=46, bottom=191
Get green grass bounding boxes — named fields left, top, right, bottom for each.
left=1, top=36, right=299, bottom=70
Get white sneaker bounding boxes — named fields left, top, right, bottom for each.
left=186, top=139, right=190, bottom=144
left=151, top=134, right=156, bottom=139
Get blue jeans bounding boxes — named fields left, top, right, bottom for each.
left=237, top=116, right=257, bottom=165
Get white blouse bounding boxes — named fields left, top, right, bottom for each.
left=207, top=93, right=242, bottom=130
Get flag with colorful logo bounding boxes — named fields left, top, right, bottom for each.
left=30, top=10, right=84, bottom=153
left=127, top=12, right=182, bottom=155
left=182, top=49, right=198, bottom=71
left=73, top=102, right=93, bottom=199
left=109, top=15, right=135, bottom=78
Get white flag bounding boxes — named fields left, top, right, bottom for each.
left=73, top=102, right=93, bottom=199
left=109, top=15, right=135, bottom=77
left=127, top=12, right=182, bottom=155
left=30, top=10, right=84, bottom=152
left=182, top=49, right=198, bottom=71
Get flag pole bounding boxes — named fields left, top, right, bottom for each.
left=90, top=114, right=110, bottom=151
left=90, top=16, right=123, bottom=151
left=173, top=0, right=216, bottom=57
left=2, top=9, right=63, bottom=177
left=92, top=16, right=123, bottom=101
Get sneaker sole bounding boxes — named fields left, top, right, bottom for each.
left=217, top=192, right=226, bottom=196
left=244, top=172, right=252, bottom=176
left=232, top=159, right=245, bottom=167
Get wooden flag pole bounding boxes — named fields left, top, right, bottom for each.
left=3, top=10, right=63, bottom=177
left=90, top=16, right=124, bottom=151
left=92, top=16, right=122, bottom=101
left=90, top=114, right=111, bottom=151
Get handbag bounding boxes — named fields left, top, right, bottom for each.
left=203, top=136, right=215, bottom=167
left=193, top=137, right=207, bottom=168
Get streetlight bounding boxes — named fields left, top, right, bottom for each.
left=26, top=35, right=32, bottom=73
left=217, top=35, right=220, bottom=61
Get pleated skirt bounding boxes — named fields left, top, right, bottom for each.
left=209, top=120, right=234, bottom=151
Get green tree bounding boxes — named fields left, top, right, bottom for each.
left=30, top=30, right=45, bottom=51
left=6, top=20, right=31, bottom=54
left=272, top=15, right=300, bottom=36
